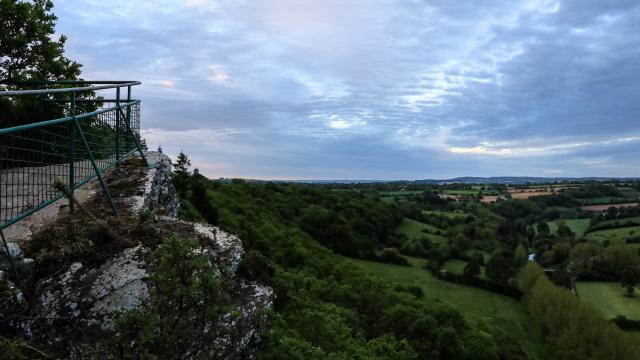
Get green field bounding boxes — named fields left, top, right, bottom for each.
left=422, top=210, right=470, bottom=219
left=395, top=218, right=447, bottom=244
left=585, top=225, right=640, bottom=242
left=548, top=219, right=590, bottom=237
left=348, top=257, right=547, bottom=359
left=619, top=189, right=640, bottom=197
left=379, top=190, right=424, bottom=196
left=576, top=282, right=640, bottom=320
left=596, top=215, right=640, bottom=228
left=443, top=259, right=487, bottom=278
left=442, top=189, right=501, bottom=195
left=580, top=196, right=631, bottom=205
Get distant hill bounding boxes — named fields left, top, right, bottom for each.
left=217, top=176, right=640, bottom=185
left=417, top=176, right=640, bottom=185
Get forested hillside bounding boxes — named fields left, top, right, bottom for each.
left=174, top=169, right=538, bottom=359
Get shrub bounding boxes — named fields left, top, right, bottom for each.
left=377, top=248, right=409, bottom=266
left=111, top=236, right=238, bottom=359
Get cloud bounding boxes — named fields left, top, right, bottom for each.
left=52, top=0, right=640, bottom=178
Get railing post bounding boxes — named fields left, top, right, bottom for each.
left=126, top=86, right=131, bottom=154
left=116, top=87, right=120, bottom=164
left=119, top=105, right=149, bottom=167
left=69, top=91, right=76, bottom=212
left=74, top=119, right=118, bottom=215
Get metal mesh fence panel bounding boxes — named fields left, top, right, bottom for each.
left=0, top=90, right=142, bottom=230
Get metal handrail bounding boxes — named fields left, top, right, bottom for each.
left=0, top=100, right=140, bottom=135
left=0, top=80, right=146, bottom=284
left=0, top=81, right=141, bottom=96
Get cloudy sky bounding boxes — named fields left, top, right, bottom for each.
left=54, top=0, right=640, bottom=179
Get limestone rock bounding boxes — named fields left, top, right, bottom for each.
left=131, top=152, right=180, bottom=217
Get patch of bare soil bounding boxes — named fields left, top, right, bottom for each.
left=509, top=191, right=553, bottom=199
left=581, top=203, right=639, bottom=211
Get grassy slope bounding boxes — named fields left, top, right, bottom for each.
left=586, top=225, right=640, bottom=242
left=547, top=219, right=590, bottom=237
left=443, top=259, right=468, bottom=273
left=443, top=259, right=487, bottom=279
left=576, top=282, right=640, bottom=320
left=395, top=218, right=447, bottom=244
left=597, top=215, right=640, bottom=227
left=423, top=210, right=469, bottom=219
left=348, top=256, right=548, bottom=360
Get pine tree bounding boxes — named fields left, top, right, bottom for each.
left=174, top=150, right=191, bottom=174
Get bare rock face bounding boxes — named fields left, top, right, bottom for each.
left=30, top=152, right=273, bottom=357
left=36, top=246, right=151, bottom=329
left=0, top=242, right=34, bottom=285
left=130, top=152, right=180, bottom=217
left=35, top=224, right=252, bottom=331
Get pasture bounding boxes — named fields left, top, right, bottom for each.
left=595, top=215, right=640, bottom=228
left=585, top=225, right=640, bottom=242
left=347, top=257, right=548, bottom=359
left=443, top=259, right=468, bottom=273
left=395, top=218, right=447, bottom=244
left=576, top=282, right=640, bottom=320
left=422, top=210, right=469, bottom=219
left=580, top=197, right=631, bottom=205
left=547, top=219, right=590, bottom=237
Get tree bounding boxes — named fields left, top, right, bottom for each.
left=556, top=222, right=574, bottom=239
left=453, top=233, right=471, bottom=252
left=378, top=248, right=409, bottom=266
left=485, top=254, right=511, bottom=283
left=463, top=261, right=481, bottom=281
left=471, top=251, right=485, bottom=265
left=1, top=0, right=84, bottom=128
left=536, top=222, right=550, bottom=234
left=173, top=150, right=192, bottom=174
left=551, top=242, right=571, bottom=263
left=539, top=250, right=556, bottom=267
left=400, top=239, right=425, bottom=257
left=621, top=266, right=640, bottom=297
left=570, top=242, right=601, bottom=276
left=551, top=269, right=572, bottom=289
left=602, top=239, right=639, bottom=276
left=0, top=0, right=81, bottom=82
left=513, top=243, right=528, bottom=268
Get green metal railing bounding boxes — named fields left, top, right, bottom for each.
left=0, top=80, right=146, bottom=283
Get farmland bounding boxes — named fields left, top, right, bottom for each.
left=422, top=210, right=470, bottom=219
left=509, top=191, right=553, bottom=199
left=586, top=225, right=640, bottom=242
left=394, top=217, right=448, bottom=245
left=548, top=219, right=590, bottom=237
left=582, top=203, right=639, bottom=211
left=347, top=256, right=548, bottom=359
left=576, top=282, right=640, bottom=320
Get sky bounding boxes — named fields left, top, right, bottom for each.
left=53, top=0, right=640, bottom=180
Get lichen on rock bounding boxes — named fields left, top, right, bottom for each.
left=6, top=152, right=273, bottom=358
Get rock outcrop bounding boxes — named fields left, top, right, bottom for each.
left=1, top=152, right=273, bottom=358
